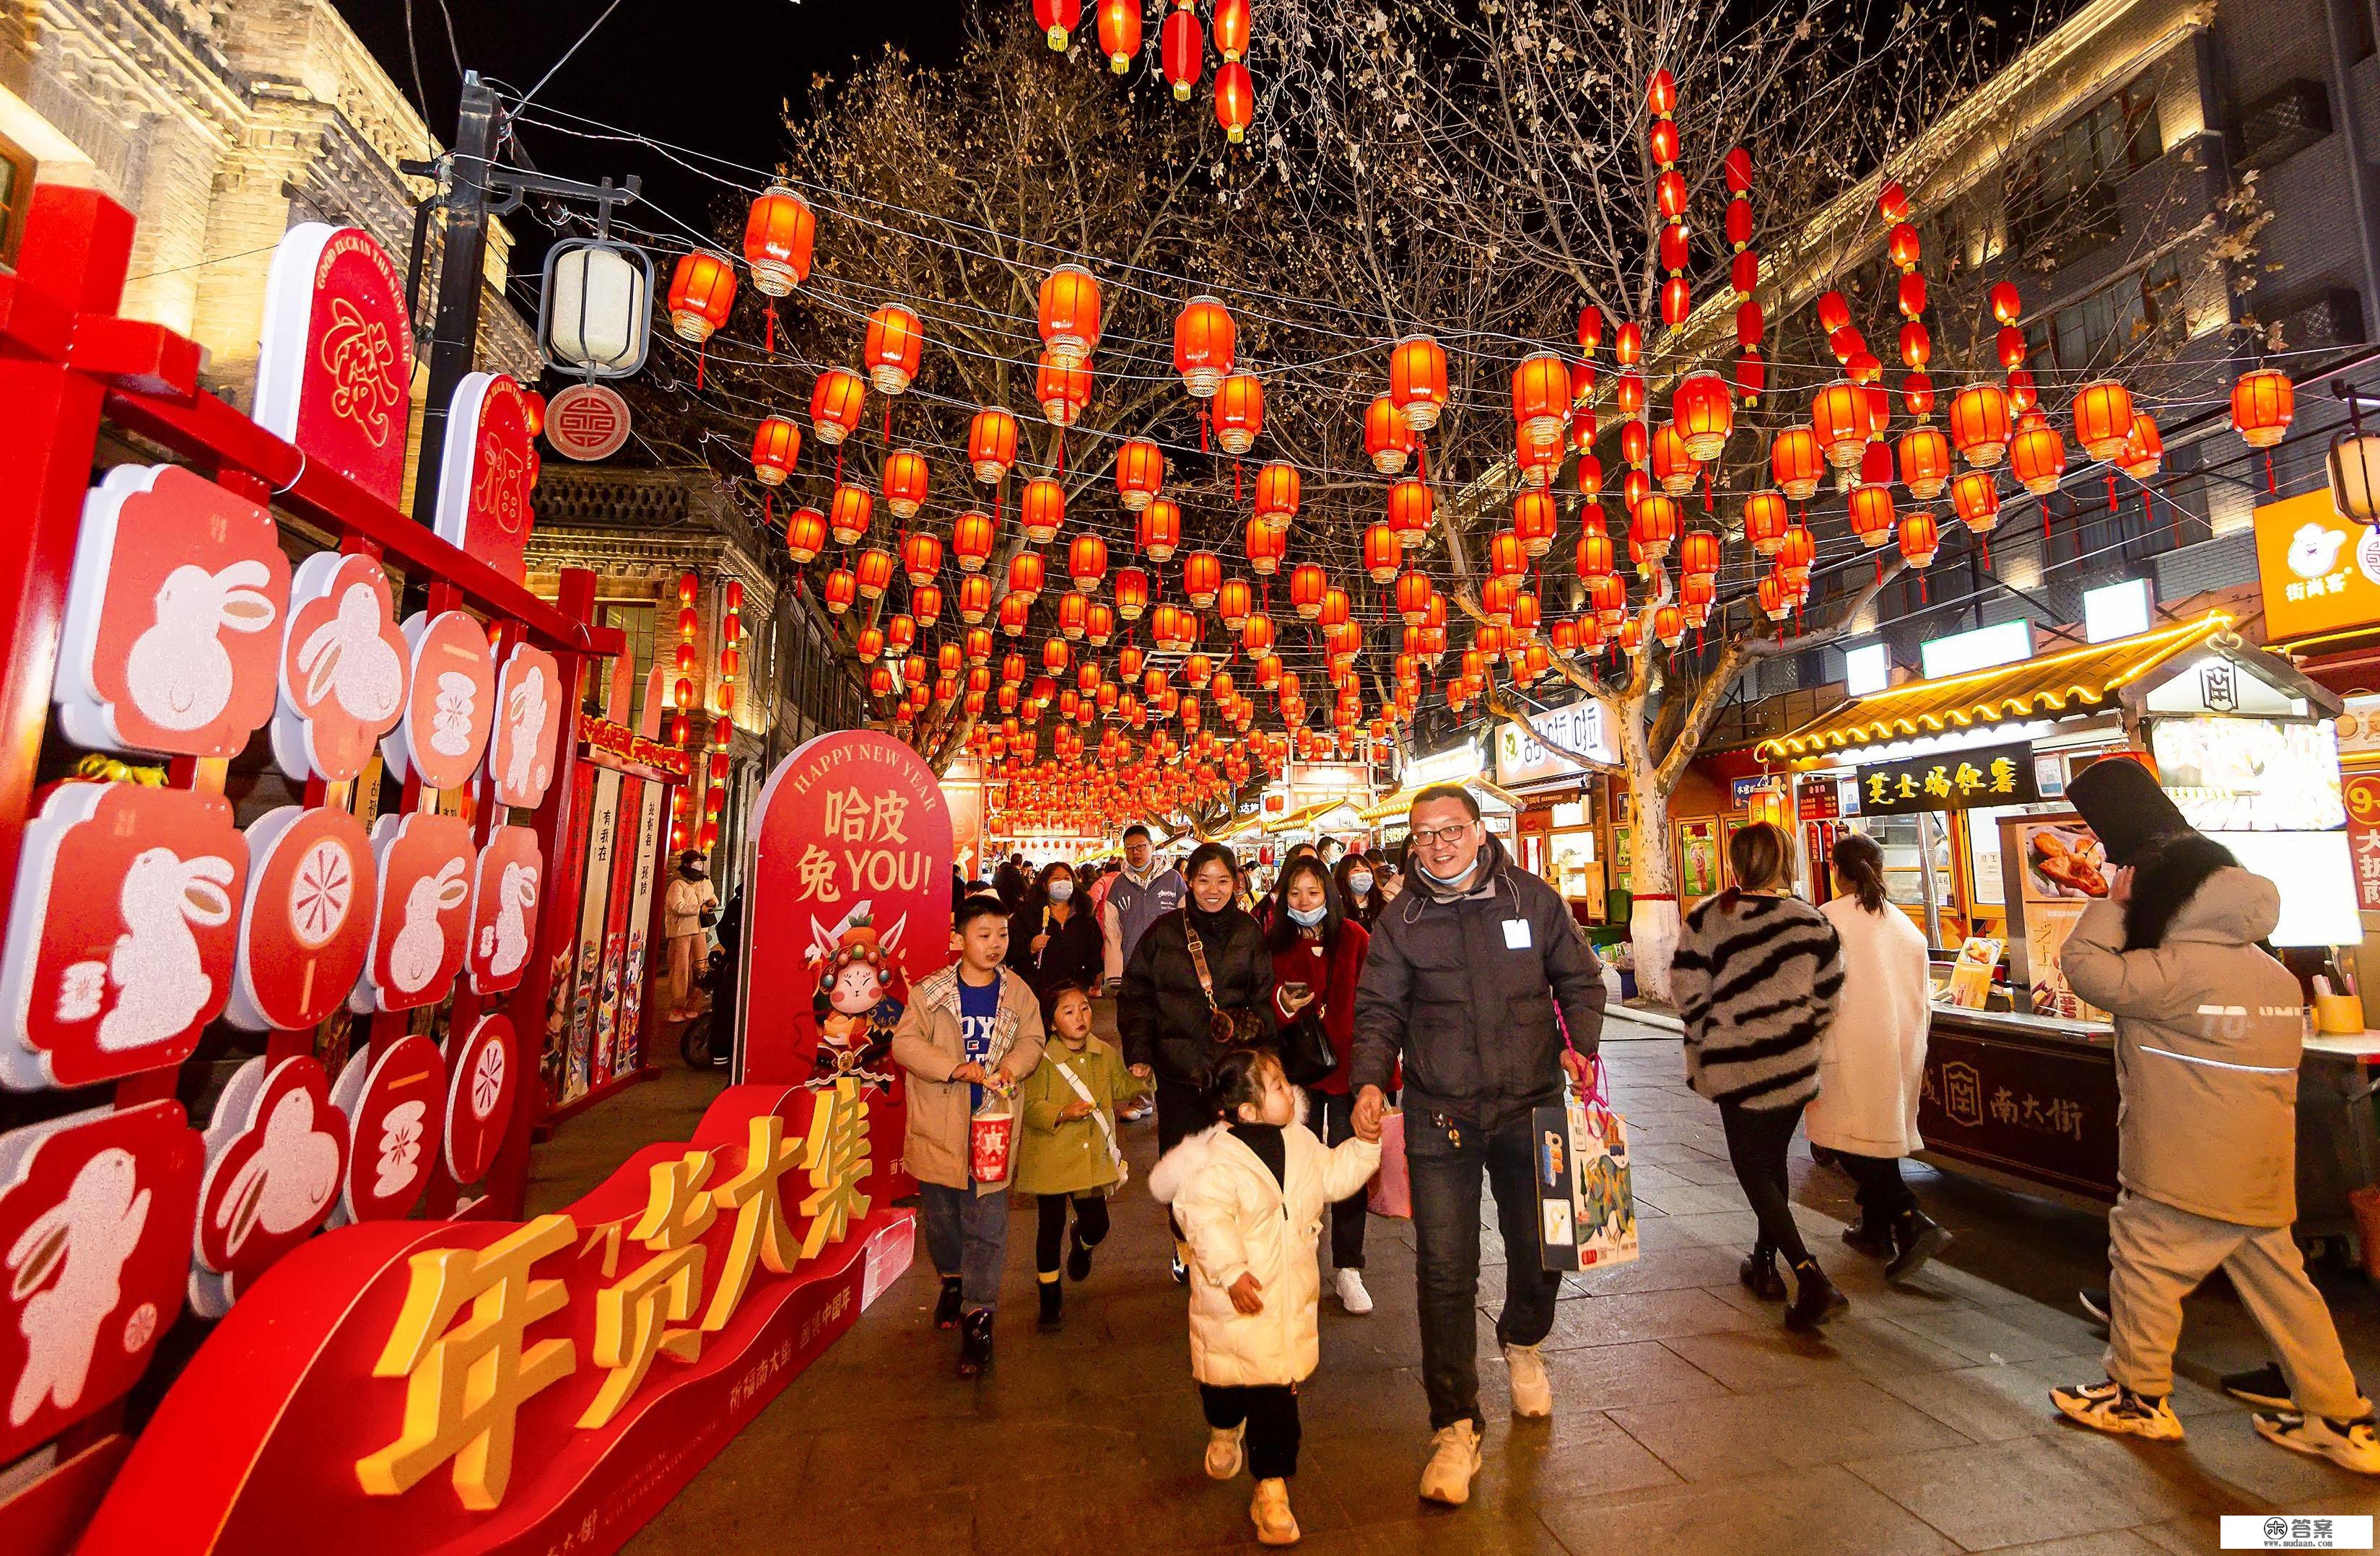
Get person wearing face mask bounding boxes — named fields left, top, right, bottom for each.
left=1268, top=855, right=1377, bottom=1313
left=1008, top=861, right=1104, bottom=1004
left=662, top=850, right=719, bottom=1023
left=1334, top=854, right=1382, bottom=930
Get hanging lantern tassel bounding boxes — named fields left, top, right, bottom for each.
left=1702, top=470, right=1714, bottom=514
left=2104, top=471, right=2117, bottom=516
left=2266, top=450, right=2277, bottom=495
left=883, top=401, right=893, bottom=443
left=1234, top=459, right=1243, bottom=503
left=1874, top=554, right=1883, bottom=585
left=764, top=303, right=777, bottom=356
left=1977, top=534, right=1990, bottom=569
left=696, top=340, right=707, bottom=391
left=1199, top=407, right=1211, bottom=453
left=2040, top=499, right=2052, bottom=547
left=1918, top=572, right=1930, bottom=604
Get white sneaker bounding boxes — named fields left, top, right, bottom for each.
left=1504, top=1342, right=1552, bottom=1418
left=1418, top=1419, right=1483, bottom=1505
left=1250, top=1477, right=1300, bottom=1544
left=1335, top=1268, right=1374, bottom=1315
left=2255, top=1410, right=2380, bottom=1474
left=1205, top=1422, right=1245, bottom=1479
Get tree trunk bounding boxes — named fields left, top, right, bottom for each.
left=1614, top=690, right=1683, bottom=1006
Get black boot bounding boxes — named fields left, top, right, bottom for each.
left=1784, top=1259, right=1849, bottom=1331
left=1841, top=1218, right=1896, bottom=1259
left=933, top=1276, right=964, bottom=1329
left=1067, top=1230, right=1094, bottom=1282
left=1738, top=1246, right=1787, bottom=1301
left=957, top=1308, right=995, bottom=1377
left=1037, top=1278, right=1064, bottom=1331
left=1886, top=1211, right=1952, bottom=1282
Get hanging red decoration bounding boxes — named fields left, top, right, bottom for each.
left=1214, top=372, right=1265, bottom=453
left=902, top=531, right=943, bottom=587
left=785, top=507, right=827, bottom=564
left=855, top=546, right=897, bottom=601
left=1947, top=384, right=2012, bottom=468
left=1174, top=295, right=1236, bottom=396
left=1140, top=497, right=1182, bottom=561
left=1034, top=0, right=1082, bottom=48
left=1113, top=567, right=1151, bottom=620
left=2231, top=368, right=2293, bottom=448
left=1742, top=490, right=1790, bottom=555
left=1214, top=61, right=1255, bottom=143
left=1386, top=478, right=1434, bottom=549
left=1161, top=6, right=1203, bottom=98
left=2010, top=422, right=2067, bottom=496
left=743, top=186, right=816, bottom=296
left=1898, top=510, right=1941, bottom=569
left=1289, top=563, right=1328, bottom=619
left=952, top=510, right=997, bottom=572
left=862, top=304, right=924, bottom=393
left=751, top=416, right=801, bottom=485
left=1252, top=461, right=1300, bottom=526
left=1847, top=483, right=1896, bottom=548
left=829, top=483, right=873, bottom=545
left=882, top=448, right=930, bottom=518
left=1673, top=371, right=1734, bottom=460
left=1115, top=438, right=1166, bottom=510
left=1068, top=533, right=1109, bottom=593
left=1244, top=515, right=1286, bottom=575
left=1021, top=476, right=1066, bottom=543
left=811, top=367, right=867, bottom=445
left=1038, top=265, right=1103, bottom=366
left=1950, top=471, right=2001, bottom=536
left=1006, top=549, right=1047, bottom=601
left=1096, top=0, right=1142, bottom=70
left=967, top=406, right=1018, bottom=481
left=2121, top=414, right=2166, bottom=481
left=2071, top=380, right=2136, bottom=463
left=1897, top=426, right=1951, bottom=500
left=1389, top=336, right=1450, bottom=432
left=1037, top=349, right=1092, bottom=428
left=1512, top=352, right=1571, bottom=442
left=666, top=251, right=736, bottom=343
left=1366, top=393, right=1416, bottom=474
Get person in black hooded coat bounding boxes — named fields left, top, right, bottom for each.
left=1120, top=841, right=1278, bottom=1158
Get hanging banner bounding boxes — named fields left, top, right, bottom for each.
left=1855, top=740, right=2039, bottom=816
left=741, top=733, right=952, bottom=1085
left=617, top=782, right=668, bottom=1071
left=2345, top=774, right=2380, bottom=912
left=565, top=770, right=623, bottom=1103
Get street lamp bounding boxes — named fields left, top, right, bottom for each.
left=2329, top=380, right=2380, bottom=523
left=539, top=237, right=652, bottom=378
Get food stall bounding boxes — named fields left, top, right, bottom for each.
left=1492, top=698, right=1616, bottom=912
left=1363, top=735, right=1514, bottom=852
left=1760, top=610, right=2369, bottom=1231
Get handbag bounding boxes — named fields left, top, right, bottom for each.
left=1533, top=1054, right=1638, bottom=1272
left=1185, top=920, right=1267, bottom=1046
left=1275, top=1009, right=1338, bottom=1088
left=1366, top=1109, right=1411, bottom=1218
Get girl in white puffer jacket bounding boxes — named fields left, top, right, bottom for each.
left=1150, top=1048, right=1381, bottom=1547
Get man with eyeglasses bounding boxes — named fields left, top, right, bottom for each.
left=1350, top=783, right=1607, bottom=1507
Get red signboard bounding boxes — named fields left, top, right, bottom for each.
left=741, top=732, right=954, bottom=1084
left=227, top=804, right=378, bottom=1033
left=2346, top=773, right=2380, bottom=912
left=190, top=1054, right=349, bottom=1317
left=55, top=465, right=289, bottom=759
left=0, top=1101, right=203, bottom=1466
left=577, top=711, right=694, bottom=781
left=432, top=372, right=540, bottom=583
left=1, top=783, right=248, bottom=1089
left=273, top=552, right=411, bottom=783
left=544, top=383, right=632, bottom=462
left=252, top=225, right=416, bottom=504
left=81, top=1083, right=910, bottom=1556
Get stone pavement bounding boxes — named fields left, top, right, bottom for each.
left=596, top=1013, right=2380, bottom=1555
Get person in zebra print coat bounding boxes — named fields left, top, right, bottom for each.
left=1668, top=821, right=1849, bottom=1331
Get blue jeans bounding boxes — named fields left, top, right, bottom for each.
left=1408, top=1109, right=1563, bottom=1430
left=920, top=1181, right=1009, bottom=1311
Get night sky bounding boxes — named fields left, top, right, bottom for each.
left=332, top=0, right=970, bottom=248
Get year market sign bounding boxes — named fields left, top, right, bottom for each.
left=1854, top=740, right=2039, bottom=816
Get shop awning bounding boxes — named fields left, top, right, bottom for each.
left=1262, top=800, right=1338, bottom=835
left=1756, top=613, right=2232, bottom=761
left=1359, top=779, right=1524, bottom=821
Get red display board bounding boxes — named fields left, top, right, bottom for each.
left=80, top=1082, right=910, bottom=1556
left=740, top=731, right=954, bottom=1084
left=251, top=224, right=416, bottom=505
left=431, top=371, right=539, bottom=583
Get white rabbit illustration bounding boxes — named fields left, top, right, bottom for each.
left=100, top=849, right=235, bottom=1053
left=217, top=1085, right=341, bottom=1254
left=7, top=1147, right=150, bottom=1427
left=478, top=860, right=539, bottom=979
left=427, top=670, right=478, bottom=758
left=388, top=856, right=469, bottom=993
left=295, top=582, right=405, bottom=722
left=126, top=561, right=278, bottom=733
left=502, top=671, right=549, bottom=796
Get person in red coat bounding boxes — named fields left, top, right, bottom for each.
left=1268, top=854, right=1377, bottom=1314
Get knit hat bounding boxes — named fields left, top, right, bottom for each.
left=2066, top=755, right=2193, bottom=868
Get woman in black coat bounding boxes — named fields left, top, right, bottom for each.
left=1006, top=861, right=1104, bottom=1002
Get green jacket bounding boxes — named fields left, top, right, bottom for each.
left=1014, top=1036, right=1150, bottom=1197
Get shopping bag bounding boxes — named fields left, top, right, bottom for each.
left=1366, top=1109, right=1411, bottom=1218
left=969, top=1099, right=1016, bottom=1184
left=1534, top=1058, right=1638, bottom=1272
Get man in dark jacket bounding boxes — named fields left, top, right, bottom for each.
left=1351, top=784, right=1607, bottom=1506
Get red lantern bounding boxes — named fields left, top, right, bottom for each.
left=1214, top=60, right=1255, bottom=143
left=1096, top=0, right=1141, bottom=69
left=1743, top=489, right=1789, bottom=555
left=1678, top=530, right=1723, bottom=580
left=1887, top=220, right=1922, bottom=272
left=1771, top=427, right=1825, bottom=501
left=822, top=567, right=857, bottom=616
left=1513, top=490, right=1558, bottom=556
left=1366, top=393, right=1416, bottom=474
left=1139, top=497, right=1182, bottom=561
left=1776, top=524, right=1815, bottom=586
left=863, top=304, right=924, bottom=393
left=1035, top=0, right=1082, bottom=48
left=1174, top=295, right=1237, bottom=396
left=810, top=367, right=866, bottom=445
left=1950, top=471, right=2001, bottom=535
left=2231, top=369, right=2293, bottom=449
left=1182, top=550, right=1224, bottom=608
left=1068, top=533, right=1109, bottom=593
left=2121, top=414, right=2165, bottom=481
left=1018, top=477, right=1065, bottom=543
left=1039, top=264, right=1103, bottom=364
left=1161, top=6, right=1203, bottom=98
left=743, top=186, right=816, bottom=297
left=1385, top=478, right=1434, bottom=550
left=1389, top=336, right=1450, bottom=432
left=1630, top=496, right=1678, bottom=561
left=1115, top=438, right=1166, bottom=510
left=1007, top=549, right=1047, bottom=600
left=1113, top=567, right=1151, bottom=620
left=1512, top=352, right=1571, bottom=442
left=1214, top=372, right=1265, bottom=453
left=1651, top=424, right=1699, bottom=497
left=785, top=507, right=827, bottom=564
left=915, top=585, right=944, bottom=626
left=1317, top=585, right=1351, bottom=629
left=958, top=573, right=995, bottom=624
left=1652, top=603, right=1685, bottom=649
left=1250, top=462, right=1300, bottom=528
left=1810, top=380, right=1871, bottom=468
left=1671, top=371, right=1733, bottom=461
left=1847, top=483, right=1896, bottom=548
left=666, top=250, right=736, bottom=343
left=1037, top=349, right=1091, bottom=428
left=882, top=448, right=930, bottom=518
left=2010, top=422, right=2067, bottom=496
left=952, top=510, right=997, bottom=572
left=902, top=530, right=943, bottom=586
left=1899, top=510, right=1941, bottom=569
left=1948, top=384, right=2012, bottom=468
left=1218, top=578, right=1255, bottom=628
left=829, top=483, right=873, bottom=545
left=855, top=546, right=896, bottom=601
left=751, top=416, right=801, bottom=485
left=1395, top=571, right=1435, bottom=625
left=965, top=406, right=1018, bottom=483
left=1902, top=370, right=1935, bottom=421
left=1245, top=515, right=1286, bottom=575
left=1289, top=563, right=1328, bottom=619
left=1989, top=280, right=2023, bottom=325
left=1897, top=426, right=1951, bottom=500
left=2072, top=380, right=2136, bottom=463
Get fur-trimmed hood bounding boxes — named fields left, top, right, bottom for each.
left=1147, top=1091, right=1311, bottom=1206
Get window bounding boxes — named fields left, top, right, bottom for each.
left=2026, top=254, right=2187, bottom=372
left=2007, top=87, right=2161, bottom=252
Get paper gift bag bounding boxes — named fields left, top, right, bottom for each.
left=1366, top=1109, right=1411, bottom=1218
left=1535, top=1062, right=1637, bottom=1272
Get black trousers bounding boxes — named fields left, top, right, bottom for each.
left=1718, top=1100, right=1812, bottom=1266
left=1836, top=1150, right=1918, bottom=1226
left=1157, top=1078, right=1207, bottom=1245
left=1035, top=1192, right=1111, bottom=1273
left=1302, top=1089, right=1368, bottom=1271
left=1408, top=1110, right=1563, bottom=1430
left=1200, top=1384, right=1301, bottom=1479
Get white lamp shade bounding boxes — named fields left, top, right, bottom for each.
left=2330, top=429, right=2380, bottom=524
left=541, top=240, right=651, bottom=377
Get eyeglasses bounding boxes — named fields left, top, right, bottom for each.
left=1412, top=821, right=1477, bottom=847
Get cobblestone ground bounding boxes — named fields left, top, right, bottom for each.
left=554, top=1011, right=2380, bottom=1555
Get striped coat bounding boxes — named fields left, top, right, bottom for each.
left=1670, top=889, right=1844, bottom=1112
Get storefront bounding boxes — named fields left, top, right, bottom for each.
left=1363, top=735, right=1515, bottom=850
left=1492, top=698, right=1617, bottom=911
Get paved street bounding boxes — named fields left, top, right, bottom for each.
left=553, top=1014, right=2380, bottom=1554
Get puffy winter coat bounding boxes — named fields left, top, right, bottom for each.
left=1006, top=898, right=1104, bottom=1002
left=1149, top=1107, right=1382, bottom=1387
left=1671, top=888, right=1844, bottom=1111
left=1120, top=905, right=1276, bottom=1086
left=1349, top=835, right=1606, bottom=1132
left=1805, top=896, right=1933, bottom=1157
left=2061, top=862, right=2304, bottom=1227
left=889, top=964, right=1047, bottom=1193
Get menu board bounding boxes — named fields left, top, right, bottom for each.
left=2001, top=813, right=2109, bottom=1022
left=1857, top=740, right=2039, bottom=817
left=2149, top=716, right=2345, bottom=833
left=1948, top=936, right=2005, bottom=1008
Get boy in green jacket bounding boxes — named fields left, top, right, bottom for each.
left=1016, top=982, right=1152, bottom=1329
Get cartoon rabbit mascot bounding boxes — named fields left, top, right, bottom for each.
left=805, top=906, right=907, bottom=1090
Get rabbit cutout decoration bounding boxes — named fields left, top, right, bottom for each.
left=388, top=857, right=469, bottom=994
left=6, top=1147, right=149, bottom=1428
left=503, top=672, right=549, bottom=797
left=126, top=561, right=279, bottom=734
left=297, top=582, right=406, bottom=723
left=478, top=861, right=539, bottom=980
left=100, top=849, right=236, bottom=1055
left=214, top=1086, right=341, bottom=1256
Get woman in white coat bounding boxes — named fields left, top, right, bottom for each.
left=1807, top=831, right=1951, bottom=1280
left=1150, top=1049, right=1382, bottom=1546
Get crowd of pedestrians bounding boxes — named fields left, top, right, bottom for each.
left=890, top=779, right=2379, bottom=1543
